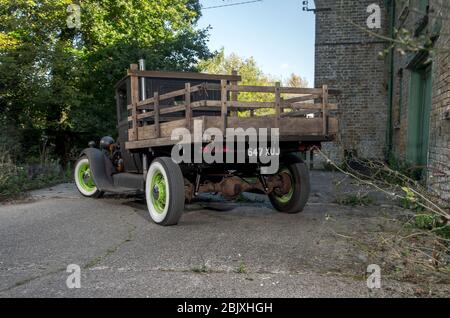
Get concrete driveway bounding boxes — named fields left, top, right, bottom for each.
left=0, top=171, right=448, bottom=297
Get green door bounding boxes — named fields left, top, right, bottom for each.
left=407, top=65, right=432, bottom=168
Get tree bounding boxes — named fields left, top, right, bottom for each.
left=0, top=0, right=211, bottom=162
left=199, top=49, right=309, bottom=116
left=285, top=73, right=308, bottom=88
left=199, top=48, right=276, bottom=115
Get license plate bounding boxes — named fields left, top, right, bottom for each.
left=247, top=147, right=280, bottom=157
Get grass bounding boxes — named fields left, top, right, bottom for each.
left=0, top=153, right=72, bottom=201
left=235, top=262, right=248, bottom=274
left=191, top=264, right=209, bottom=274
left=414, top=214, right=450, bottom=242
left=336, top=193, right=374, bottom=206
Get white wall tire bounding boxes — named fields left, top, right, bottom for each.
left=145, top=157, right=184, bottom=226
left=74, top=157, right=102, bottom=198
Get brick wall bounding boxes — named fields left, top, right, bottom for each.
left=314, top=0, right=449, bottom=202
left=314, top=0, right=389, bottom=161
left=390, top=0, right=449, bottom=202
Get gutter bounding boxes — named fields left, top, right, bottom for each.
left=386, top=0, right=395, bottom=160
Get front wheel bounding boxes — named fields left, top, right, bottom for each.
left=268, top=160, right=310, bottom=214
left=145, top=157, right=185, bottom=226
left=74, top=156, right=103, bottom=198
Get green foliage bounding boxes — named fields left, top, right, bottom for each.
left=235, top=262, right=247, bottom=274
left=387, top=154, right=423, bottom=181
left=198, top=48, right=275, bottom=115
left=414, top=214, right=436, bottom=230
left=0, top=0, right=210, bottom=163
left=336, top=193, right=374, bottom=206
left=198, top=48, right=308, bottom=117
left=0, top=152, right=71, bottom=201
left=414, top=214, right=450, bottom=242
left=191, top=264, right=209, bottom=273
left=401, top=186, right=424, bottom=211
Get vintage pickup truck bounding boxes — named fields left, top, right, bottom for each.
left=75, top=60, right=339, bottom=226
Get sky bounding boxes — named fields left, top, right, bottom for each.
left=197, top=0, right=316, bottom=86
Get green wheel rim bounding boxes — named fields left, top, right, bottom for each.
left=150, top=170, right=167, bottom=214
left=275, top=168, right=295, bottom=204
left=77, top=162, right=96, bottom=192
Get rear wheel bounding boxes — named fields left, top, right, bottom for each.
left=146, top=157, right=185, bottom=226
left=74, top=156, right=103, bottom=198
left=269, top=160, right=310, bottom=214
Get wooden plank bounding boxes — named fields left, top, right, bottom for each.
left=231, top=70, right=238, bottom=117
left=125, top=116, right=338, bottom=150
left=275, top=82, right=281, bottom=128
left=281, top=109, right=319, bottom=118
left=137, top=97, right=155, bottom=108
left=185, top=83, right=192, bottom=131
left=132, top=105, right=186, bottom=120
left=226, top=85, right=323, bottom=95
left=126, top=137, right=178, bottom=149
left=322, top=85, right=328, bottom=135
left=132, top=116, right=207, bottom=141
left=290, top=103, right=338, bottom=110
left=136, top=84, right=202, bottom=109
left=191, top=100, right=208, bottom=108
left=204, top=116, right=338, bottom=136
left=130, top=99, right=337, bottom=120
left=227, top=85, right=275, bottom=93
left=228, top=101, right=274, bottom=109
left=154, top=92, right=160, bottom=138
left=280, top=87, right=323, bottom=95
left=129, top=64, right=140, bottom=141
left=221, top=80, right=228, bottom=133
left=198, top=100, right=274, bottom=110
left=158, top=87, right=187, bottom=102
left=127, top=70, right=241, bottom=82
left=282, top=94, right=319, bottom=104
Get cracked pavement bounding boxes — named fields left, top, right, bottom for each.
left=0, top=171, right=449, bottom=297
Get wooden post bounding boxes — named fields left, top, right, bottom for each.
left=185, top=82, right=192, bottom=131
left=231, top=70, right=238, bottom=117
left=275, top=82, right=281, bottom=128
left=322, top=84, right=328, bottom=136
left=221, top=80, right=228, bottom=133
left=129, top=64, right=139, bottom=141
left=154, top=91, right=160, bottom=138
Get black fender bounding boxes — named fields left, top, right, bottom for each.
left=80, top=148, right=116, bottom=192
left=280, top=153, right=305, bottom=166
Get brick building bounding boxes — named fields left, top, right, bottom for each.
left=314, top=0, right=449, bottom=202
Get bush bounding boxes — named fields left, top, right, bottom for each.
left=0, top=150, right=71, bottom=201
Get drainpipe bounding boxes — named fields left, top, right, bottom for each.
left=386, top=0, right=395, bottom=160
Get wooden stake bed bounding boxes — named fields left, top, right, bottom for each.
left=119, top=66, right=339, bottom=150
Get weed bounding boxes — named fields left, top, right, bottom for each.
left=191, top=264, right=209, bottom=274
left=235, top=262, right=248, bottom=274
left=336, top=193, right=374, bottom=206
left=0, top=151, right=71, bottom=201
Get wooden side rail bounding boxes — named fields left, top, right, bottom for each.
left=127, top=79, right=338, bottom=141
left=127, top=83, right=204, bottom=111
